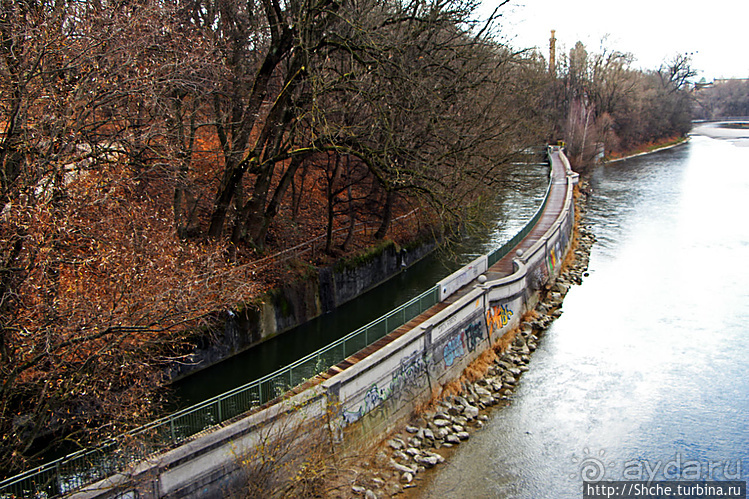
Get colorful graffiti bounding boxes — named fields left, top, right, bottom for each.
left=464, top=321, right=485, bottom=353
left=442, top=333, right=465, bottom=367
left=548, top=230, right=570, bottom=275
left=342, top=384, right=385, bottom=424
left=486, top=302, right=514, bottom=336
left=342, top=316, right=487, bottom=424
left=342, top=350, right=427, bottom=424
left=547, top=247, right=558, bottom=274
left=441, top=318, right=485, bottom=367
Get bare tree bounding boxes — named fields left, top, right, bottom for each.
left=0, top=0, right=552, bottom=475
left=0, top=0, right=254, bottom=474
left=551, top=39, right=694, bottom=166
left=694, top=78, right=749, bottom=120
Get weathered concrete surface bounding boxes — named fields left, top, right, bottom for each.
left=74, top=148, right=576, bottom=498
left=168, top=237, right=438, bottom=380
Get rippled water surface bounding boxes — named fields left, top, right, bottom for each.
left=416, top=134, right=749, bottom=498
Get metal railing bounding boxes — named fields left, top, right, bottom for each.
left=488, top=158, right=553, bottom=267
left=1, top=152, right=555, bottom=498
left=0, top=287, right=440, bottom=498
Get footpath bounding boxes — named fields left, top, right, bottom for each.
left=63, top=147, right=578, bottom=499
left=317, top=148, right=570, bottom=386
left=309, top=148, right=589, bottom=498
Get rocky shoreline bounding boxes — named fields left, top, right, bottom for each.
left=342, top=183, right=596, bottom=498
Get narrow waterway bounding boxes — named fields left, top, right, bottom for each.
left=172, top=160, right=550, bottom=407
left=415, top=131, right=749, bottom=497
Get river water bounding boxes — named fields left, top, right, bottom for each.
left=173, top=160, right=550, bottom=406
left=415, top=131, right=749, bottom=497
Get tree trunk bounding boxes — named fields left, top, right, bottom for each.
left=342, top=157, right=356, bottom=251
left=374, top=188, right=393, bottom=240
left=205, top=3, right=295, bottom=239
left=207, top=159, right=244, bottom=239
left=250, top=156, right=304, bottom=248
left=232, top=164, right=273, bottom=247
left=324, top=155, right=343, bottom=253
left=342, top=183, right=356, bottom=251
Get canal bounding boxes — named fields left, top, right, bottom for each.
left=414, top=128, right=749, bottom=497
left=172, top=159, right=551, bottom=407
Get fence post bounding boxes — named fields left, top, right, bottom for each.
left=55, top=462, right=61, bottom=497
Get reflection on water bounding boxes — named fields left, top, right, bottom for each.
left=416, top=134, right=749, bottom=498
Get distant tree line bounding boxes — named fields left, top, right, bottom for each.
left=543, top=41, right=695, bottom=169
left=693, top=79, right=749, bottom=120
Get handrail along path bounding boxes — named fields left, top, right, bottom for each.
left=0, top=147, right=573, bottom=498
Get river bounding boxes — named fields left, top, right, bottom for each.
left=415, top=129, right=749, bottom=497
left=172, top=159, right=550, bottom=407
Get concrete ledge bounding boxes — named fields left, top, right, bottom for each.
left=71, top=150, right=578, bottom=498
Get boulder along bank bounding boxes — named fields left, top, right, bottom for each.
left=335, top=182, right=596, bottom=499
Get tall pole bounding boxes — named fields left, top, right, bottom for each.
left=549, top=30, right=557, bottom=76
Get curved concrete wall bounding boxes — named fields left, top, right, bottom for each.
left=75, top=151, right=578, bottom=498
left=323, top=153, right=577, bottom=446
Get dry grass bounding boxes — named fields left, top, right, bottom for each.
left=494, top=327, right=518, bottom=354
left=562, top=231, right=580, bottom=271
left=560, top=191, right=586, bottom=273
left=462, top=345, right=498, bottom=382
left=412, top=385, right=445, bottom=415
left=231, top=403, right=356, bottom=498
left=438, top=378, right=464, bottom=400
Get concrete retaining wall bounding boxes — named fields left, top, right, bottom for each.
left=169, top=237, right=438, bottom=380
left=74, top=151, right=577, bottom=498
left=76, top=385, right=329, bottom=498
left=324, top=162, right=577, bottom=448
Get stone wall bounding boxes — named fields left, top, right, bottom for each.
left=75, top=150, right=576, bottom=498
left=168, top=237, right=438, bottom=380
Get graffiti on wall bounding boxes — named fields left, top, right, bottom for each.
left=438, top=314, right=486, bottom=369
left=442, top=333, right=465, bottom=367
left=529, top=262, right=548, bottom=290
left=464, top=321, right=485, bottom=353
left=342, top=349, right=427, bottom=424
left=390, top=350, right=427, bottom=396
left=548, top=228, right=570, bottom=275
left=341, top=309, right=491, bottom=425
left=486, top=302, right=514, bottom=336
left=547, top=247, right=558, bottom=275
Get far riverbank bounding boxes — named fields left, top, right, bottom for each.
left=604, top=136, right=689, bottom=164
left=406, top=127, right=749, bottom=498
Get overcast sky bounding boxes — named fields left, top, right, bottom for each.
left=484, top=0, right=749, bottom=81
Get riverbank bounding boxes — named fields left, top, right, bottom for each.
left=168, top=232, right=439, bottom=382
left=389, top=131, right=749, bottom=497
left=320, top=181, right=595, bottom=498
left=603, top=136, right=689, bottom=164
left=173, top=137, right=683, bottom=384
left=170, top=158, right=552, bottom=406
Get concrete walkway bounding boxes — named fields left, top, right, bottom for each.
left=62, top=148, right=574, bottom=499
left=322, top=147, right=571, bottom=380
